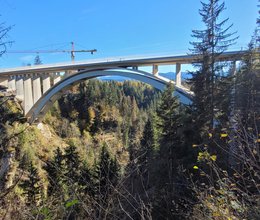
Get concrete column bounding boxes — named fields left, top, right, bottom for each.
left=33, top=75, right=42, bottom=104
left=24, top=77, right=34, bottom=115
left=8, top=76, right=16, bottom=91
left=53, top=72, right=61, bottom=85
left=42, top=74, right=51, bottom=94
left=231, top=61, right=237, bottom=76
left=16, top=76, right=24, bottom=101
left=64, top=70, right=76, bottom=77
left=64, top=71, right=69, bottom=77
left=152, top=65, right=159, bottom=76
left=133, top=66, right=138, bottom=70
left=176, top=63, right=182, bottom=87
left=0, top=77, right=8, bottom=89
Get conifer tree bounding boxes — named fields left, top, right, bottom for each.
left=157, top=84, right=180, bottom=153
left=156, top=83, right=181, bottom=186
left=20, top=161, right=42, bottom=206
left=228, top=2, right=260, bottom=170
left=64, top=145, right=81, bottom=186
left=109, top=156, right=120, bottom=186
left=78, top=162, right=94, bottom=196
left=45, top=147, right=65, bottom=197
left=190, top=0, right=238, bottom=131
left=235, top=20, right=260, bottom=130
left=151, top=84, right=196, bottom=219
left=93, top=144, right=120, bottom=218
left=138, top=118, right=155, bottom=174
left=34, top=54, right=42, bottom=65
left=95, top=145, right=120, bottom=205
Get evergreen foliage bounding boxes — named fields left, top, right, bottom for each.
left=95, top=144, right=120, bottom=202
left=45, top=147, right=65, bottom=197
left=20, top=161, right=42, bottom=206
left=34, top=55, right=42, bottom=65
left=138, top=118, right=155, bottom=170
left=64, top=144, right=81, bottom=185
left=0, top=2, right=259, bottom=219
left=190, top=0, right=238, bottom=131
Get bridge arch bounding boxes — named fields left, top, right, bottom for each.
left=26, top=68, right=189, bottom=123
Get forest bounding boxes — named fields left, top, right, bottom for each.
left=0, top=0, right=259, bottom=219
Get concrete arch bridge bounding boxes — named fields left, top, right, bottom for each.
left=0, top=50, right=246, bottom=123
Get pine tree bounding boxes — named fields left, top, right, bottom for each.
left=190, top=0, right=238, bottom=131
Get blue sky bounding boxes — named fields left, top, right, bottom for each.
left=0, top=0, right=258, bottom=69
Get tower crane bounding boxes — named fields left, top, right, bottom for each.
left=6, top=42, right=97, bottom=62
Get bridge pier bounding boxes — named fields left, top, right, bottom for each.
left=42, top=74, right=51, bottom=93
left=231, top=61, right=237, bottom=76
left=16, top=76, right=24, bottom=101
left=176, top=63, right=182, bottom=87
left=64, top=70, right=77, bottom=77
left=152, top=65, right=159, bottom=76
left=24, top=77, right=34, bottom=115
left=32, top=75, right=42, bottom=103
left=0, top=77, right=8, bottom=89
left=8, top=76, right=16, bottom=91
left=53, top=72, right=61, bottom=84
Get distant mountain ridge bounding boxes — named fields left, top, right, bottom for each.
left=100, top=72, right=191, bottom=82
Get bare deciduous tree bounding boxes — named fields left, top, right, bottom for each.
left=0, top=18, right=13, bottom=57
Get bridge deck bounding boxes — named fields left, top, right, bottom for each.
left=0, top=50, right=247, bottom=76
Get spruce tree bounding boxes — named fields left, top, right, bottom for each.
left=190, top=0, right=238, bottom=131
left=20, top=161, right=42, bottom=206
left=95, top=145, right=120, bottom=205
left=78, top=162, right=94, bottom=196
left=94, top=144, right=120, bottom=218
left=147, top=83, right=199, bottom=219
left=155, top=83, right=181, bottom=186
left=34, top=54, right=42, bottom=65
left=229, top=2, right=260, bottom=171
left=235, top=14, right=260, bottom=130
left=45, top=147, right=65, bottom=197
left=138, top=118, right=155, bottom=179
left=157, top=84, right=180, bottom=162
left=64, top=145, right=81, bottom=187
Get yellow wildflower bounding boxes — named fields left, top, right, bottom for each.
left=210, top=155, right=217, bottom=161
left=220, top=133, right=228, bottom=138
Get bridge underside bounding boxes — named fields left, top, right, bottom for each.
left=25, top=68, right=192, bottom=123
